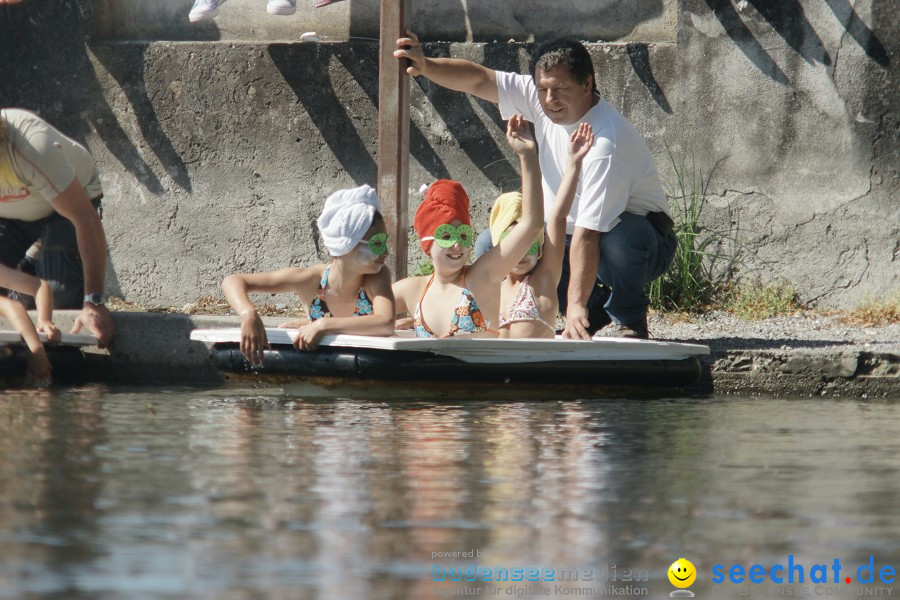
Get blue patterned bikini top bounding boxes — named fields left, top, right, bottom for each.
left=308, top=265, right=373, bottom=320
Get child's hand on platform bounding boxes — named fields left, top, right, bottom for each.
left=38, top=321, right=61, bottom=345
left=294, top=320, right=326, bottom=352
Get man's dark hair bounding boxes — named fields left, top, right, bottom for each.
left=529, top=38, right=598, bottom=95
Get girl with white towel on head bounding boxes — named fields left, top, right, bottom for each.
left=222, top=184, right=395, bottom=364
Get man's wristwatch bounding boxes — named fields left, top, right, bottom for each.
left=84, top=292, right=105, bottom=306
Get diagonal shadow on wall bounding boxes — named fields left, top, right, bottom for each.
left=0, top=1, right=167, bottom=197
left=705, top=0, right=890, bottom=85
left=744, top=0, right=831, bottom=66
left=0, top=0, right=195, bottom=297
left=626, top=43, right=673, bottom=115
left=269, top=43, right=377, bottom=185
left=703, top=0, right=791, bottom=85
left=821, top=0, right=889, bottom=67
left=416, top=43, right=521, bottom=192
left=92, top=46, right=193, bottom=193
left=326, top=43, right=452, bottom=182
left=352, top=0, right=527, bottom=190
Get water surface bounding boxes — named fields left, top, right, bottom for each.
left=1, top=387, right=899, bottom=599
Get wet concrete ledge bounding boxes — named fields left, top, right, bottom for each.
left=694, top=349, right=898, bottom=398
left=1, top=311, right=897, bottom=398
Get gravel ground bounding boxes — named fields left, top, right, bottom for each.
left=642, top=310, right=900, bottom=354
left=110, top=296, right=900, bottom=355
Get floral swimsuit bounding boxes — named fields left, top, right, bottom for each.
left=308, top=265, right=373, bottom=321
left=414, top=269, right=493, bottom=338
left=498, top=274, right=554, bottom=334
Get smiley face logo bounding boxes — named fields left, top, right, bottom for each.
left=668, top=558, right=697, bottom=588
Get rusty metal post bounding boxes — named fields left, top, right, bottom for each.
left=377, top=0, right=411, bottom=280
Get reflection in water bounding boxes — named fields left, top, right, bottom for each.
left=0, top=386, right=107, bottom=599
left=0, top=390, right=899, bottom=599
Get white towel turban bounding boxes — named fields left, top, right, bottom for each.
left=316, top=184, right=381, bottom=257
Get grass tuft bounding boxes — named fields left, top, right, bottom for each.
left=724, top=279, right=802, bottom=320
left=835, top=292, right=900, bottom=327
left=648, top=144, right=736, bottom=312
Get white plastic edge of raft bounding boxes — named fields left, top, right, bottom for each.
left=0, top=330, right=99, bottom=347
left=190, top=328, right=710, bottom=363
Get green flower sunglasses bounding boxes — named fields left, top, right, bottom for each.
left=499, top=229, right=541, bottom=257
left=422, top=223, right=474, bottom=249
left=359, top=232, right=389, bottom=256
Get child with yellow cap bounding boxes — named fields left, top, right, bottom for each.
left=492, top=122, right=594, bottom=338
left=393, top=115, right=543, bottom=337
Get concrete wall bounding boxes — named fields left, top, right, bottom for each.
left=676, top=0, right=898, bottom=307
left=91, top=0, right=676, bottom=43
left=0, top=0, right=895, bottom=309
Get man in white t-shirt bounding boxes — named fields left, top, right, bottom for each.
left=0, top=109, right=115, bottom=347
left=395, top=34, right=676, bottom=339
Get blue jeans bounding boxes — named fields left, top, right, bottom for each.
left=475, top=212, right=676, bottom=326
left=596, top=212, right=676, bottom=325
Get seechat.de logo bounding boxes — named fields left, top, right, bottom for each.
left=712, top=556, right=896, bottom=586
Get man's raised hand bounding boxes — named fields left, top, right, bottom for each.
left=395, top=31, right=427, bottom=77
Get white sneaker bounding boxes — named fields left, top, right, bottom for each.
left=189, top=0, right=226, bottom=22
left=267, top=0, right=296, bottom=16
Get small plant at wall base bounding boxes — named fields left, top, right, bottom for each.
left=724, top=278, right=802, bottom=320
left=648, top=145, right=736, bottom=313
left=834, top=291, right=900, bottom=327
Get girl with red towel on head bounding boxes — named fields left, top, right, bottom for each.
left=393, top=116, right=543, bottom=338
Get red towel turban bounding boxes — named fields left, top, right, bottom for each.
left=414, top=180, right=471, bottom=253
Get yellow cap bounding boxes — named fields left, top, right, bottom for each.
left=489, top=191, right=544, bottom=248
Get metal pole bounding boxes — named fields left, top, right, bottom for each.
left=377, top=0, right=411, bottom=280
